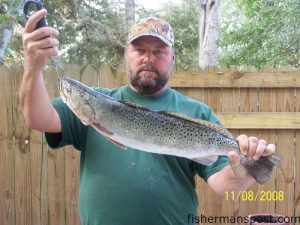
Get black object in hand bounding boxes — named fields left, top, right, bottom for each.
left=23, top=0, right=47, bottom=29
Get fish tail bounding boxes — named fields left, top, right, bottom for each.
left=240, top=154, right=281, bottom=184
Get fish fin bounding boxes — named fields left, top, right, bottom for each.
left=120, top=100, right=146, bottom=109
left=92, top=123, right=127, bottom=150
left=92, top=123, right=114, bottom=135
left=240, top=154, right=282, bottom=185
left=81, top=119, right=91, bottom=126
left=163, top=112, right=233, bottom=139
left=105, top=136, right=127, bottom=150
left=190, top=155, right=219, bottom=166
left=119, top=100, right=160, bottom=112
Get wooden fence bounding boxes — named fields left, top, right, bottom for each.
left=0, top=64, right=299, bottom=225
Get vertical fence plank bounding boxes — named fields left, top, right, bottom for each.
left=238, top=87, right=260, bottom=217
left=40, top=76, right=50, bottom=225
left=12, top=67, right=32, bottom=225
left=44, top=68, right=66, bottom=225
left=194, top=87, right=213, bottom=222
left=203, top=88, right=222, bottom=112
left=296, top=88, right=300, bottom=224
left=197, top=87, right=224, bottom=220
left=65, top=64, right=82, bottom=225
left=29, top=128, right=44, bottom=225
left=0, top=67, right=15, bottom=225
left=275, top=88, right=296, bottom=218
left=80, top=65, right=98, bottom=87
left=99, top=65, right=116, bottom=88
left=256, top=88, right=277, bottom=214
left=221, top=87, right=240, bottom=225
left=115, top=64, right=127, bottom=87
left=295, top=130, right=300, bottom=223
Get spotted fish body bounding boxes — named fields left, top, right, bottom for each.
left=59, top=77, right=281, bottom=184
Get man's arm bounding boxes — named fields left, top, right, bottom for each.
left=207, top=134, right=276, bottom=196
left=19, top=9, right=61, bottom=132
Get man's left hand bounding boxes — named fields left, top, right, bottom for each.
left=228, top=134, right=276, bottom=180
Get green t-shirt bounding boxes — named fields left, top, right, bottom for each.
left=45, top=85, right=229, bottom=225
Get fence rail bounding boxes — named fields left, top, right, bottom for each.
left=0, top=64, right=299, bottom=225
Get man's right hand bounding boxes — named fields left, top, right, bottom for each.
left=20, top=9, right=62, bottom=133
left=22, top=9, right=59, bottom=75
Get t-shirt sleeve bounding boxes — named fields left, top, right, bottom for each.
left=194, top=105, right=229, bottom=181
left=45, top=97, right=87, bottom=150
left=195, top=156, right=229, bottom=181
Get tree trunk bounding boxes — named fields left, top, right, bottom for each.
left=0, top=0, right=25, bottom=65
left=125, top=0, right=135, bottom=32
left=198, top=0, right=220, bottom=70
left=0, top=23, right=14, bottom=65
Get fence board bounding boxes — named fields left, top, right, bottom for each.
left=64, top=64, right=82, bottom=225
left=45, top=68, right=66, bottom=225
left=258, top=88, right=277, bottom=214
left=220, top=88, right=240, bottom=225
left=175, top=88, right=205, bottom=103
left=296, top=130, right=300, bottom=222
left=0, top=67, right=15, bottom=225
left=99, top=64, right=116, bottom=88
left=275, top=88, right=296, bottom=218
left=12, top=68, right=32, bottom=225
left=79, top=65, right=98, bottom=87
left=118, top=70, right=300, bottom=88
left=29, top=129, right=43, bottom=225
left=216, top=112, right=300, bottom=129
left=296, top=89, right=300, bottom=224
left=237, top=88, right=260, bottom=218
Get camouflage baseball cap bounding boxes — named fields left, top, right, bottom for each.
left=127, top=17, right=174, bottom=47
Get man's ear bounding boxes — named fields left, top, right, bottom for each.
left=172, top=52, right=175, bottom=65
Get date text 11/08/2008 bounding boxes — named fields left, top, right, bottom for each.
left=225, top=190, right=285, bottom=202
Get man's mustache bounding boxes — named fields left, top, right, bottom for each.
left=137, top=65, right=159, bottom=75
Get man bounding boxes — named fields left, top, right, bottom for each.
left=20, top=10, right=276, bottom=225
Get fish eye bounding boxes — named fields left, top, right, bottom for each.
left=66, top=87, right=72, bottom=94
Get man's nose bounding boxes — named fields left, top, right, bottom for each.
left=142, top=52, right=154, bottom=64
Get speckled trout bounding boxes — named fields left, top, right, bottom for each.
left=59, top=77, right=281, bottom=184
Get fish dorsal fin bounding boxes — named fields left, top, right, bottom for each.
left=163, top=112, right=234, bottom=139
left=119, top=100, right=148, bottom=109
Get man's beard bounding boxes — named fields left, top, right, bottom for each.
left=127, top=63, right=173, bottom=95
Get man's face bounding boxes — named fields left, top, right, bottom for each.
left=125, top=36, right=175, bottom=95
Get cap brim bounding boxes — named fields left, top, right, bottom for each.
left=127, top=33, right=173, bottom=47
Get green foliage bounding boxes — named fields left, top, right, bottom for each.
left=31, top=0, right=199, bottom=70
left=3, top=0, right=299, bottom=69
left=0, top=0, right=24, bottom=66
left=43, top=0, right=127, bottom=69
left=219, top=0, right=300, bottom=68
left=0, top=13, right=10, bottom=23
left=156, top=1, right=199, bottom=70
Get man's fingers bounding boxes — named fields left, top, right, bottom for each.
left=236, top=134, right=248, bottom=155
left=228, top=151, right=240, bottom=167
left=23, top=28, right=59, bottom=56
left=27, top=37, right=59, bottom=52
left=24, top=9, right=47, bottom=33
left=228, top=151, right=248, bottom=178
left=247, top=136, right=258, bottom=159
left=32, top=27, right=59, bottom=41
left=252, top=140, right=266, bottom=160
left=262, top=143, right=276, bottom=156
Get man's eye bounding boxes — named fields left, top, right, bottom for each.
left=136, top=49, right=144, bottom=54
left=154, top=50, right=164, bottom=55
